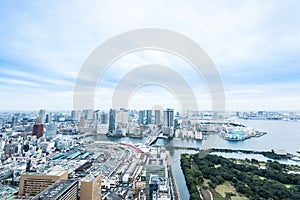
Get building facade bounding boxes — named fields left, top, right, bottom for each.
left=18, top=170, right=68, bottom=197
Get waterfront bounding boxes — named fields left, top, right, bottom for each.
left=85, top=119, right=300, bottom=199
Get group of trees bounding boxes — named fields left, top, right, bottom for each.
left=181, top=153, right=300, bottom=200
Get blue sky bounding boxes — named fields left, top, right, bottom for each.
left=0, top=0, right=299, bottom=111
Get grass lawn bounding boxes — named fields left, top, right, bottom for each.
left=203, top=178, right=210, bottom=187
left=231, top=197, right=249, bottom=200
left=285, top=184, right=292, bottom=189
left=215, top=181, right=237, bottom=197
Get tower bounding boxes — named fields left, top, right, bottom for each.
left=100, top=112, right=108, bottom=124
left=80, top=173, right=102, bottom=200
left=138, top=110, right=145, bottom=125
left=71, top=110, right=76, bottom=121
left=32, top=117, right=44, bottom=138
left=139, top=110, right=145, bottom=124
left=163, top=109, right=174, bottom=127
left=108, top=109, right=116, bottom=133
left=154, top=110, right=161, bottom=125
left=93, top=110, right=99, bottom=133
left=39, top=109, right=46, bottom=123
left=145, top=110, right=152, bottom=125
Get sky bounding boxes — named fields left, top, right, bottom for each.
left=0, top=0, right=299, bottom=111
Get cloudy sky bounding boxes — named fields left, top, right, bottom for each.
left=0, top=0, right=299, bottom=111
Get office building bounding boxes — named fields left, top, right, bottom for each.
left=39, top=109, right=46, bottom=123
left=163, top=109, right=174, bottom=127
left=32, top=118, right=44, bottom=138
left=154, top=110, right=161, bottom=125
left=108, top=109, right=116, bottom=132
left=138, top=110, right=145, bottom=125
left=93, top=110, right=99, bottom=133
left=79, top=117, right=86, bottom=128
left=45, top=113, right=52, bottom=124
left=45, top=124, right=57, bottom=139
left=116, top=109, right=128, bottom=124
left=145, top=148, right=168, bottom=200
left=82, top=109, right=94, bottom=120
left=18, top=170, right=68, bottom=196
left=71, top=110, right=76, bottom=121
left=71, top=110, right=81, bottom=122
left=34, top=179, right=78, bottom=200
left=100, top=112, right=108, bottom=124
left=80, top=173, right=102, bottom=200
left=145, top=110, right=152, bottom=125
left=11, top=116, right=18, bottom=128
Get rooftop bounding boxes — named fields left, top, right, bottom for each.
left=33, top=179, right=77, bottom=200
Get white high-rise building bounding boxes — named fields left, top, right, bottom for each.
left=154, top=110, right=161, bottom=125
left=163, top=109, right=174, bottom=127
left=116, top=109, right=128, bottom=124
left=39, top=109, right=46, bottom=123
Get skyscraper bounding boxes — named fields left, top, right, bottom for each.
left=145, top=110, right=152, bottom=125
left=71, top=110, right=76, bottom=121
left=163, top=109, right=174, bottom=127
left=11, top=116, right=18, bottom=128
left=116, top=109, right=128, bottom=124
left=79, top=117, right=86, bottom=128
left=39, top=109, right=46, bottom=123
left=138, top=110, right=145, bottom=125
left=80, top=173, right=102, bottom=200
left=154, top=110, right=161, bottom=125
left=32, top=117, right=44, bottom=138
left=100, top=112, right=108, bottom=124
left=82, top=109, right=93, bottom=120
left=108, top=109, right=116, bottom=133
left=93, top=110, right=99, bottom=133
left=45, top=113, right=53, bottom=124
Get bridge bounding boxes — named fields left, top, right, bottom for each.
left=143, top=128, right=162, bottom=146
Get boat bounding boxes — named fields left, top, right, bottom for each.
left=291, top=157, right=300, bottom=162
left=297, top=150, right=300, bottom=154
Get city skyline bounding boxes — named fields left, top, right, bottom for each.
left=0, top=1, right=299, bottom=111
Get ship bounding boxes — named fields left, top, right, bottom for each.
left=291, top=157, right=300, bottom=162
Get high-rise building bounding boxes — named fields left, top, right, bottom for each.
left=82, top=109, right=94, bottom=120
left=11, top=116, right=18, bottom=128
left=93, top=110, right=99, bottom=133
left=116, top=109, right=128, bottom=124
left=79, top=117, right=86, bottom=128
left=71, top=110, right=81, bottom=122
left=154, top=110, right=161, bottom=125
left=100, top=112, right=108, bottom=124
left=45, top=114, right=49, bottom=123
left=145, top=110, right=152, bottom=125
left=82, top=109, right=93, bottom=120
left=32, top=118, right=44, bottom=138
left=71, top=110, right=76, bottom=121
left=45, top=124, right=57, bottom=139
left=138, top=110, right=145, bottom=125
left=80, top=173, right=102, bottom=200
left=18, top=170, right=68, bottom=197
left=34, top=179, right=78, bottom=200
left=108, top=109, right=116, bottom=133
left=163, top=109, right=174, bottom=127
left=45, top=113, right=53, bottom=124
left=39, top=109, right=46, bottom=123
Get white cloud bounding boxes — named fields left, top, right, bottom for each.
left=0, top=0, right=299, bottom=111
